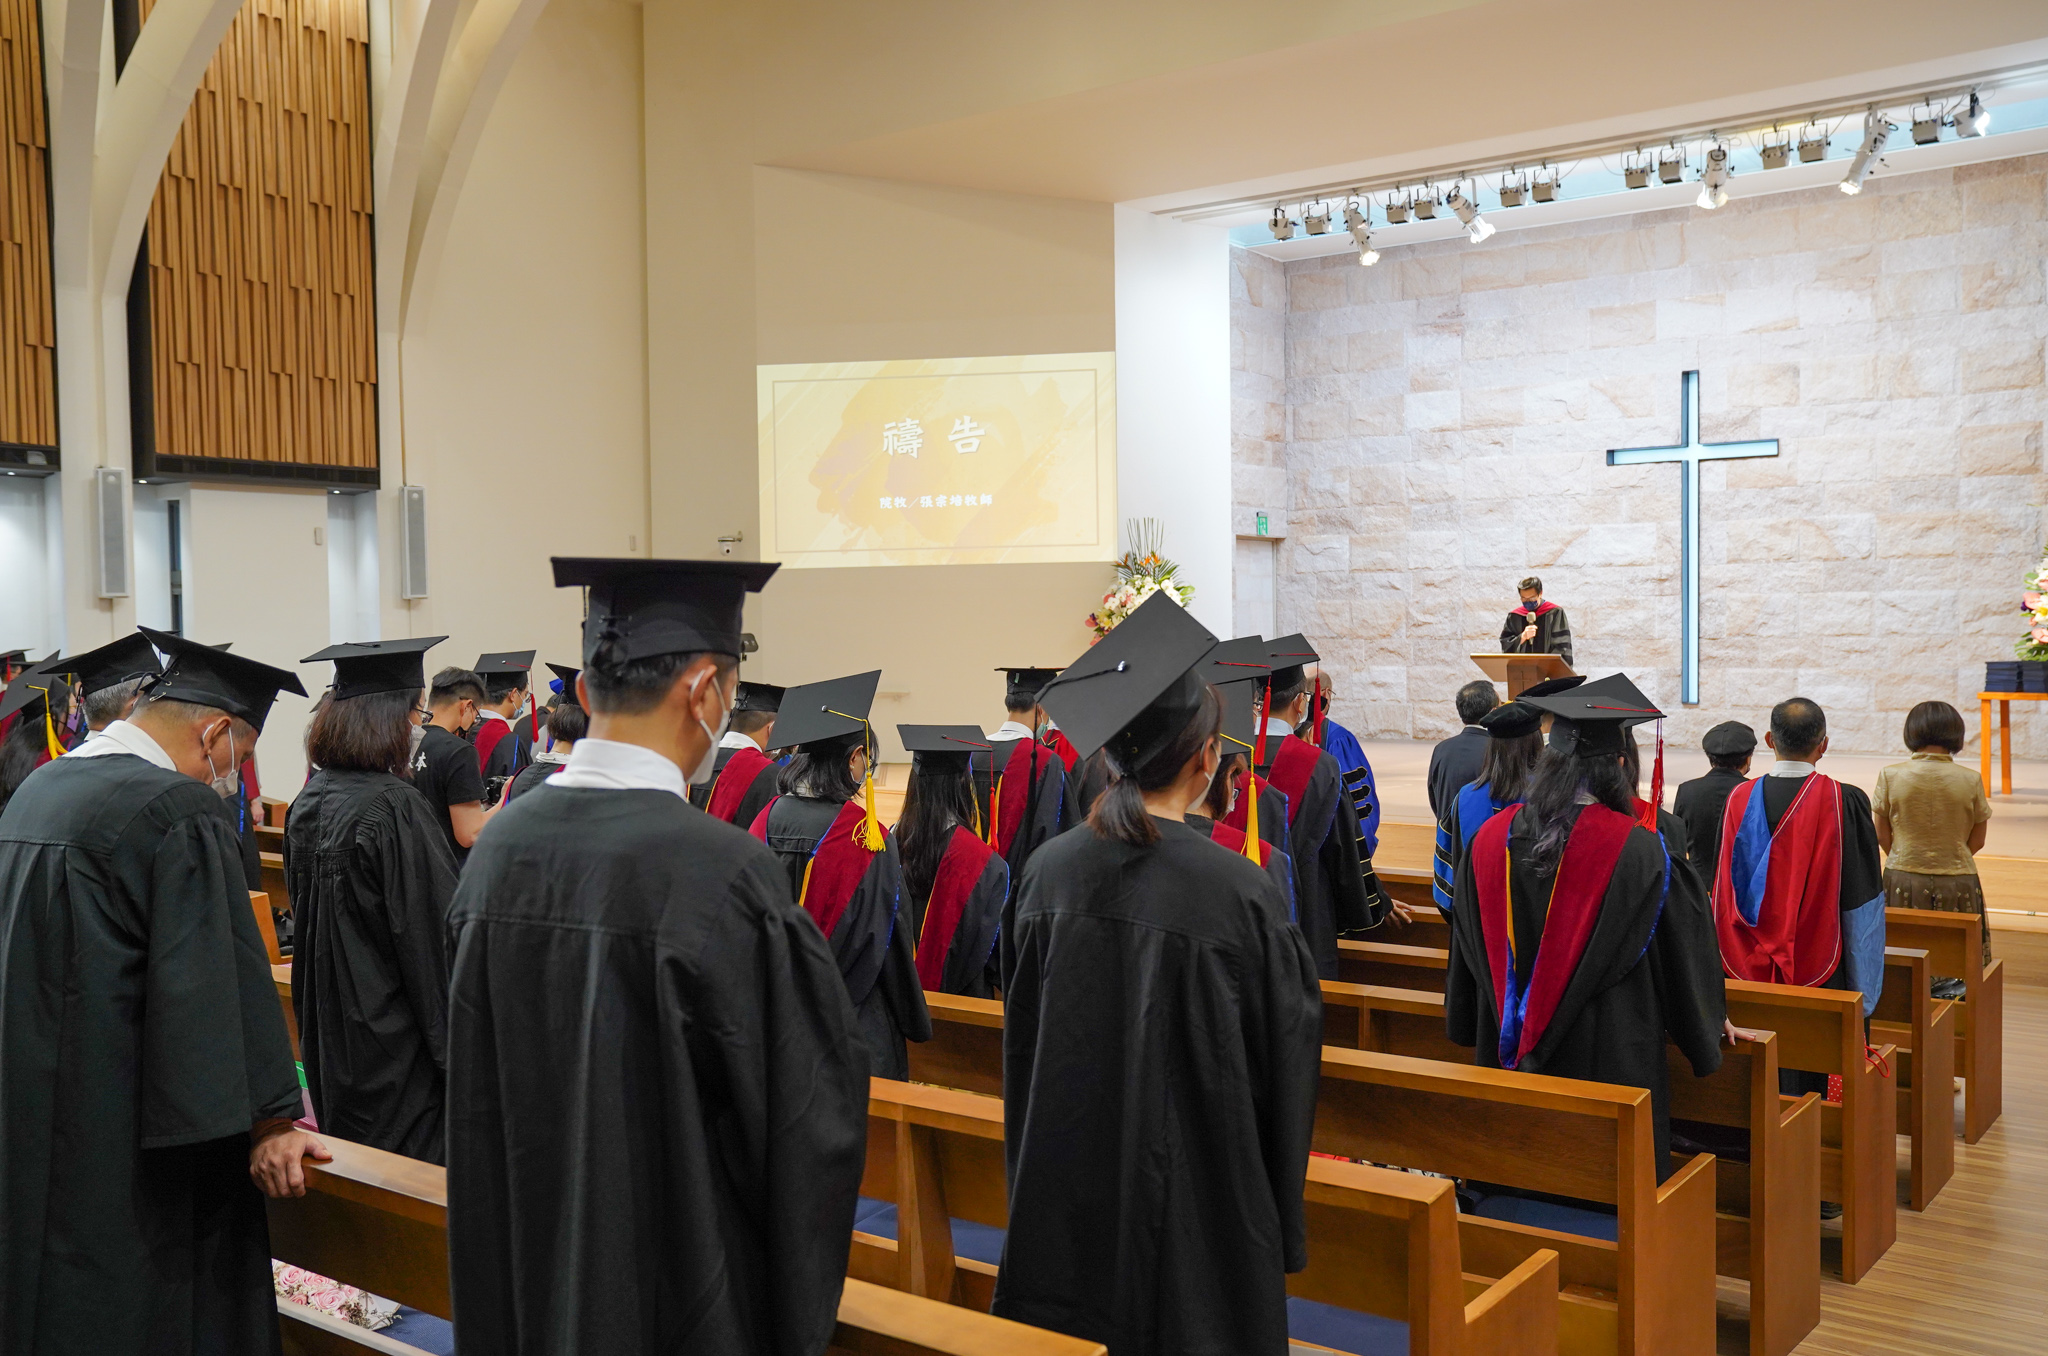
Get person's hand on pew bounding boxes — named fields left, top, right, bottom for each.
left=1721, top=1019, right=1768, bottom=1047
left=250, top=1118, right=331, bottom=1198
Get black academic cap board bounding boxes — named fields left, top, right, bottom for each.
left=767, top=671, right=881, bottom=751
left=1263, top=634, right=1319, bottom=691
left=304, top=637, right=446, bottom=701
left=0, top=653, right=67, bottom=725
left=1702, top=720, right=1758, bottom=757
left=1477, top=701, right=1542, bottom=740
left=899, top=724, right=991, bottom=769
left=735, top=681, right=785, bottom=714
left=1200, top=635, right=1273, bottom=688
left=1038, top=590, right=1217, bottom=767
left=544, top=662, right=581, bottom=691
left=1518, top=672, right=1662, bottom=758
left=473, top=651, right=535, bottom=678
left=62, top=633, right=162, bottom=698
left=1518, top=674, right=1586, bottom=701
left=996, top=667, right=1062, bottom=705
left=1215, top=680, right=1261, bottom=753
left=552, top=558, right=779, bottom=664
left=137, top=627, right=307, bottom=732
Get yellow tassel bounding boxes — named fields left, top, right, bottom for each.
left=1241, top=771, right=1260, bottom=862
left=33, top=685, right=62, bottom=760
left=986, top=775, right=1001, bottom=847
left=797, top=855, right=817, bottom=913
left=860, top=759, right=885, bottom=851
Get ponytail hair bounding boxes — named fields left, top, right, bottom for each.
left=1086, top=683, right=1223, bottom=847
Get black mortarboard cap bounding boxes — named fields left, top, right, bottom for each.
left=1215, top=680, right=1261, bottom=754
left=1518, top=674, right=1586, bottom=701
left=0, top=653, right=66, bottom=725
left=65, top=633, right=162, bottom=698
left=552, top=557, right=779, bottom=664
left=1477, top=701, right=1542, bottom=740
left=1702, top=720, right=1758, bottom=757
left=899, top=724, right=991, bottom=771
left=304, top=637, right=445, bottom=700
left=1038, top=590, right=1217, bottom=766
left=544, top=662, right=581, bottom=694
left=1519, top=672, right=1662, bottom=758
left=766, top=670, right=881, bottom=751
left=736, top=681, right=785, bottom=714
left=473, top=651, right=535, bottom=679
left=996, top=667, right=1062, bottom=705
left=1199, top=635, right=1273, bottom=688
left=137, top=627, right=307, bottom=731
left=1263, top=634, right=1320, bottom=692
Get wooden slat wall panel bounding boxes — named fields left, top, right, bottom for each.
left=0, top=0, right=56, bottom=450
left=141, top=0, right=375, bottom=471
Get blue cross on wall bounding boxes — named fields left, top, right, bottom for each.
left=1607, top=371, right=1779, bottom=706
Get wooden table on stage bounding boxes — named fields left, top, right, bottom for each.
left=1978, top=690, right=2045, bottom=795
left=1470, top=651, right=1575, bottom=699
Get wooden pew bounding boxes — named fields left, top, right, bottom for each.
left=249, top=887, right=299, bottom=1063
left=250, top=890, right=284, bottom=966
left=1884, top=906, right=2002, bottom=1143
left=261, top=850, right=291, bottom=916
left=267, top=1134, right=1107, bottom=1356
left=1871, top=947, right=1955, bottom=1210
left=911, top=995, right=1706, bottom=1356
left=861, top=1076, right=1562, bottom=1355
left=273, top=963, right=299, bottom=1063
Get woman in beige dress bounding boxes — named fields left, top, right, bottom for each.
left=1872, top=700, right=1992, bottom=999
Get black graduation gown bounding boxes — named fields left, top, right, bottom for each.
left=285, top=770, right=460, bottom=1163
left=1187, top=811, right=1296, bottom=918
left=480, top=717, right=536, bottom=782
left=1446, top=805, right=1726, bottom=1169
left=504, top=754, right=566, bottom=803
left=1426, top=726, right=1489, bottom=819
left=1257, top=741, right=1386, bottom=979
left=758, top=794, right=931, bottom=1080
left=0, top=753, right=301, bottom=1356
left=970, top=737, right=1080, bottom=878
left=915, top=828, right=1009, bottom=999
left=1499, top=604, right=1574, bottom=665
left=995, top=818, right=1322, bottom=1356
left=685, top=743, right=738, bottom=811
left=1073, top=748, right=1113, bottom=819
left=1673, top=768, right=1745, bottom=872
left=446, top=783, right=870, bottom=1356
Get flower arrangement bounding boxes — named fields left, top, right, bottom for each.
left=2021, top=544, right=2048, bottom=660
left=1086, top=518, right=1195, bottom=641
left=273, top=1262, right=400, bottom=1331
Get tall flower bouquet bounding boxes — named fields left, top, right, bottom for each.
left=1086, top=518, right=1196, bottom=641
left=2020, top=544, right=2048, bottom=660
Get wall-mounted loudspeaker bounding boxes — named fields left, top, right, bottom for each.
left=400, top=486, right=429, bottom=599
left=96, top=467, right=131, bottom=598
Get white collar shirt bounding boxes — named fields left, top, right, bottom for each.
left=1767, top=760, right=1818, bottom=779
left=718, top=729, right=760, bottom=751
left=65, top=719, right=178, bottom=772
left=546, top=738, right=688, bottom=800
left=990, top=721, right=1035, bottom=742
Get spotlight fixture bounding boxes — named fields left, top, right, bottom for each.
left=1839, top=112, right=1892, bottom=195
left=1446, top=189, right=1495, bottom=242
left=1531, top=169, right=1558, bottom=203
left=1797, top=124, right=1828, bottom=163
left=1343, top=203, right=1379, bottom=266
left=1412, top=193, right=1437, bottom=221
left=1623, top=153, right=1651, bottom=190
left=1657, top=148, right=1685, bottom=184
left=1385, top=196, right=1411, bottom=225
left=1911, top=106, right=1942, bottom=146
left=1268, top=206, right=1296, bottom=241
left=1497, top=173, right=1526, bottom=207
left=1759, top=134, right=1792, bottom=169
left=1303, top=202, right=1332, bottom=235
left=1956, top=90, right=1989, bottom=138
left=1695, top=145, right=1730, bottom=210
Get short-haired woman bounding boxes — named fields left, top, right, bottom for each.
left=504, top=697, right=587, bottom=802
left=1874, top=701, right=1992, bottom=999
left=286, top=644, right=461, bottom=1162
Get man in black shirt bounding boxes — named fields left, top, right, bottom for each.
left=413, top=666, right=498, bottom=866
left=1427, top=679, right=1497, bottom=817
left=1673, top=720, right=1753, bottom=873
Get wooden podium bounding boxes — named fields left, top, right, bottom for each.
left=1471, top=652, right=1575, bottom=699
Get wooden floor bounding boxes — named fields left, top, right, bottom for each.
left=1718, top=929, right=2048, bottom=1354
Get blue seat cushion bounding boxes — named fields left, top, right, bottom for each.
left=852, top=1196, right=1007, bottom=1266
left=1286, top=1297, right=1409, bottom=1355
left=380, top=1307, right=455, bottom=1355
left=1469, top=1192, right=1619, bottom=1242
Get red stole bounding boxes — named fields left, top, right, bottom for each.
left=1044, top=728, right=1080, bottom=772
left=1471, top=803, right=1635, bottom=1070
left=750, top=798, right=879, bottom=941
left=991, top=739, right=1056, bottom=855
left=1712, top=775, right=1843, bottom=988
left=916, top=826, right=996, bottom=990
left=474, top=718, right=510, bottom=767
left=706, top=745, right=773, bottom=823
left=1209, top=820, right=1270, bottom=867
left=1264, top=734, right=1322, bottom=829
left=1220, top=771, right=1273, bottom=834
left=1511, top=600, right=1559, bottom=619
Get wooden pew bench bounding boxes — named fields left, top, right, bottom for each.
left=1318, top=982, right=1820, bottom=1356
left=1873, top=947, right=1955, bottom=1210
left=1885, top=906, right=2002, bottom=1143
left=862, top=1076, right=1561, bottom=1355
left=1337, top=938, right=1899, bottom=1283
left=266, top=1135, right=1107, bottom=1356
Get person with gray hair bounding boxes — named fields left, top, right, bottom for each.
left=64, top=631, right=164, bottom=739
left=0, top=629, right=323, bottom=1355
left=1428, top=678, right=1500, bottom=817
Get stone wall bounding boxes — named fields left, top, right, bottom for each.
left=1233, top=153, right=2048, bottom=756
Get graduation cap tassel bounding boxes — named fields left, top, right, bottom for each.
left=1643, top=719, right=1666, bottom=835
left=1240, top=767, right=1260, bottom=863
left=33, top=685, right=62, bottom=761
left=860, top=757, right=885, bottom=851
left=1254, top=680, right=1274, bottom=770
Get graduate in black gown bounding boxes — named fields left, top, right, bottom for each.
left=1430, top=697, right=1544, bottom=913
left=970, top=666, right=1080, bottom=879
left=1672, top=720, right=1754, bottom=873
left=996, top=592, right=1323, bottom=1356
left=503, top=693, right=584, bottom=802
left=0, top=632, right=323, bottom=1356
left=1184, top=661, right=1296, bottom=913
left=752, top=671, right=930, bottom=1078
left=692, top=680, right=783, bottom=825
left=287, top=638, right=461, bottom=1162
left=1446, top=673, right=1728, bottom=1173
left=896, top=725, right=1009, bottom=998
left=472, top=650, right=538, bottom=788
left=447, top=557, right=869, bottom=1356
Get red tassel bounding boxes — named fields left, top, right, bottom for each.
left=1254, top=681, right=1274, bottom=770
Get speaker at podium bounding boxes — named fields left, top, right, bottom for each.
left=1470, top=652, right=1575, bottom=700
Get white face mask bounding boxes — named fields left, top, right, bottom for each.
left=689, top=671, right=732, bottom=784
left=204, top=723, right=240, bottom=800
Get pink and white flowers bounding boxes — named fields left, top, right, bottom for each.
left=1087, top=519, right=1196, bottom=641
left=272, top=1260, right=400, bottom=1331
left=2022, top=549, right=2048, bottom=659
